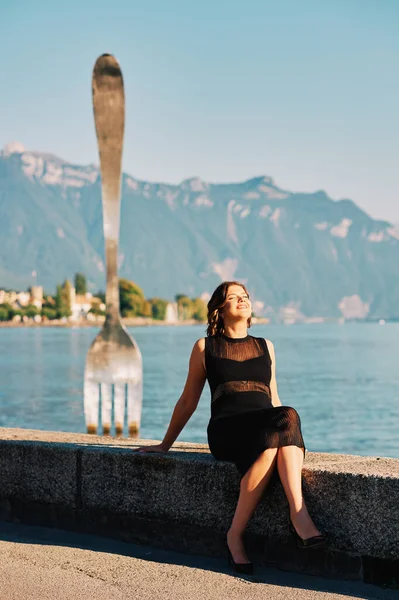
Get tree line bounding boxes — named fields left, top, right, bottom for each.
left=0, top=273, right=208, bottom=322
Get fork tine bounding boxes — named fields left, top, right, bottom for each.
left=101, top=383, right=113, bottom=435
left=114, top=382, right=126, bottom=435
left=84, top=379, right=100, bottom=434
left=127, top=380, right=143, bottom=436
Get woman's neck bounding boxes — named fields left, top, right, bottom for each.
left=222, top=326, right=248, bottom=339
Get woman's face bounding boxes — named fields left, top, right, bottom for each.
left=221, top=285, right=251, bottom=321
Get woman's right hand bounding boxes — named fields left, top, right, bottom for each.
left=132, top=443, right=169, bottom=454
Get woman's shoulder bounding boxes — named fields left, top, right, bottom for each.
left=193, top=337, right=206, bottom=351
left=193, top=338, right=207, bottom=374
left=193, top=336, right=217, bottom=357
left=250, top=335, right=275, bottom=357
left=251, top=333, right=273, bottom=346
left=194, top=335, right=219, bottom=347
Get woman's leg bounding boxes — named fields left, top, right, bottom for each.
left=227, top=447, right=278, bottom=563
left=276, top=445, right=322, bottom=538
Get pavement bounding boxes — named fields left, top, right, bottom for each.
left=0, top=522, right=397, bottom=600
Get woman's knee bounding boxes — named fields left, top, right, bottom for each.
left=282, top=406, right=301, bottom=428
left=256, top=447, right=279, bottom=469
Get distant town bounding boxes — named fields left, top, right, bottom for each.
left=3, top=272, right=392, bottom=327
left=0, top=272, right=226, bottom=326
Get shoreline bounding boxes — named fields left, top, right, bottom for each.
left=0, top=318, right=204, bottom=329
left=0, top=317, right=396, bottom=328
left=0, top=317, right=272, bottom=329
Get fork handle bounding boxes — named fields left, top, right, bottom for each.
left=92, top=54, right=125, bottom=323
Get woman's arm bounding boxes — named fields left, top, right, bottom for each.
left=265, top=339, right=283, bottom=407
left=134, top=338, right=207, bottom=453
left=160, top=338, right=206, bottom=449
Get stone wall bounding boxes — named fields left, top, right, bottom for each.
left=0, top=427, right=398, bottom=586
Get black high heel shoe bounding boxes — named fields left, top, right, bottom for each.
left=289, top=521, right=327, bottom=549
left=227, top=545, right=254, bottom=575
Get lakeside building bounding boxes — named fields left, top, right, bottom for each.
left=0, top=289, right=39, bottom=308
left=164, top=302, right=179, bottom=323
left=0, top=286, right=105, bottom=323
left=70, top=292, right=105, bottom=321
left=31, top=286, right=43, bottom=309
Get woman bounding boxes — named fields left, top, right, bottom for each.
left=134, top=281, right=327, bottom=574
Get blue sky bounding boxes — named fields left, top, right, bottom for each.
left=1, top=0, right=398, bottom=221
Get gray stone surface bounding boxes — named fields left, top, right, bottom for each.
left=0, top=426, right=398, bottom=585
left=1, top=521, right=398, bottom=600
left=0, top=436, right=77, bottom=506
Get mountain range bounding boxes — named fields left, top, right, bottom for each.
left=1, top=141, right=398, bottom=320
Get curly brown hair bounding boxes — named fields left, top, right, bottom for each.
left=206, top=281, right=251, bottom=337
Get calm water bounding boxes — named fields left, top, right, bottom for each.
left=1, top=323, right=398, bottom=458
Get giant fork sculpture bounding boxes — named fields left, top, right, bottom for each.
left=83, top=54, right=143, bottom=436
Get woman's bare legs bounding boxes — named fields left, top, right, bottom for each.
left=227, top=447, right=278, bottom=563
left=228, top=445, right=323, bottom=562
left=276, top=445, right=322, bottom=539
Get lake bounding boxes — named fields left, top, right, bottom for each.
left=1, top=323, right=398, bottom=458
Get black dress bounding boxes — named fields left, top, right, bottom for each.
left=206, top=332, right=306, bottom=479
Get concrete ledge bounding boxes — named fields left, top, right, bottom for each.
left=0, top=427, right=398, bottom=587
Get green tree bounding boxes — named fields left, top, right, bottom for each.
left=75, top=272, right=87, bottom=295
left=0, top=306, right=9, bottom=321
left=191, top=297, right=207, bottom=321
left=176, top=295, right=193, bottom=320
left=0, top=303, right=15, bottom=320
left=119, top=278, right=145, bottom=317
left=0, top=303, right=17, bottom=321
left=55, top=280, right=72, bottom=318
left=142, top=299, right=152, bottom=318
left=150, top=298, right=168, bottom=320
left=24, top=304, right=39, bottom=318
left=55, top=284, right=63, bottom=312
left=41, top=307, right=58, bottom=320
